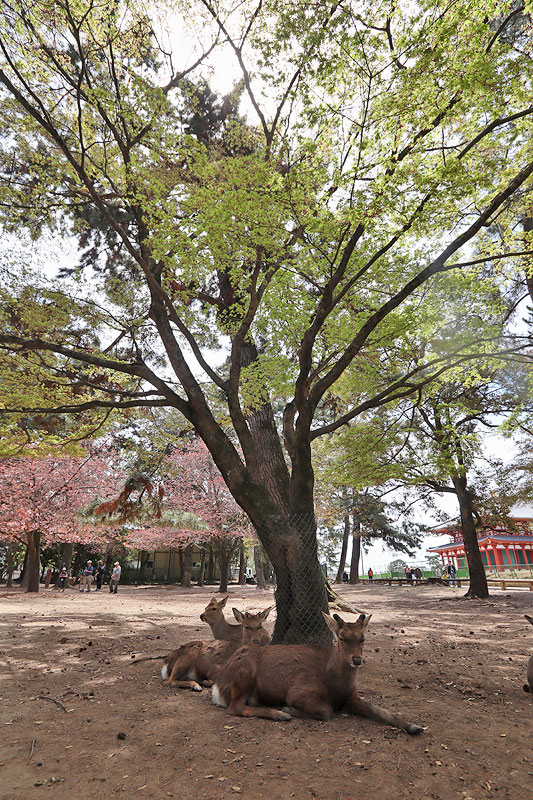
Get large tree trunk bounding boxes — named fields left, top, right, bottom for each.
left=207, top=545, right=215, bottom=584
left=349, top=519, right=361, bottom=584
left=214, top=340, right=327, bottom=640
left=54, top=542, right=73, bottom=587
left=452, top=476, right=489, bottom=599
left=137, top=550, right=151, bottom=581
left=61, top=542, right=74, bottom=571
left=180, top=545, right=192, bottom=587
left=139, top=315, right=331, bottom=641
left=18, top=546, right=28, bottom=586
left=255, top=513, right=329, bottom=644
left=24, top=531, right=41, bottom=593
left=137, top=550, right=149, bottom=581
left=197, top=547, right=206, bottom=587
left=104, top=552, right=114, bottom=583
left=334, top=513, right=351, bottom=583
left=72, top=544, right=87, bottom=580
left=219, top=548, right=229, bottom=593
left=254, top=545, right=266, bottom=589
left=6, top=541, right=14, bottom=587
left=139, top=320, right=330, bottom=640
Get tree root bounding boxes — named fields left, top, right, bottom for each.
left=325, top=578, right=365, bottom=615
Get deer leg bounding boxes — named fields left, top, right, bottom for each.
left=284, top=689, right=334, bottom=721
left=344, top=692, right=423, bottom=735
left=224, top=670, right=291, bottom=721
left=227, top=696, right=292, bottom=721
left=169, top=679, right=203, bottom=691
left=163, top=653, right=202, bottom=691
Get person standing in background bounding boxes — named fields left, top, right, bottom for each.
left=79, top=560, right=94, bottom=593
left=448, top=562, right=457, bottom=587
left=109, top=562, right=121, bottom=594
left=95, top=560, right=105, bottom=592
left=58, top=566, right=68, bottom=592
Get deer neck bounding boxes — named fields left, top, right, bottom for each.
left=325, top=643, right=357, bottom=693
left=208, top=618, right=231, bottom=637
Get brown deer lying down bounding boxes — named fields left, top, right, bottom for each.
left=212, top=612, right=423, bottom=735
left=200, top=596, right=270, bottom=644
left=161, top=607, right=272, bottom=691
left=524, top=614, right=533, bottom=694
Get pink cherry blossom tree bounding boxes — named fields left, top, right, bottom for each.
left=95, top=439, right=252, bottom=590
left=161, top=441, right=251, bottom=591
left=0, top=452, right=122, bottom=591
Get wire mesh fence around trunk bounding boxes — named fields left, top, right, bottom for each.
left=255, top=513, right=333, bottom=645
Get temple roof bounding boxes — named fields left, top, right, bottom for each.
left=428, top=533, right=533, bottom=552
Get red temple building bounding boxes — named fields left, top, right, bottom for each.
left=428, top=517, right=533, bottom=571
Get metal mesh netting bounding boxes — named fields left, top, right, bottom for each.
left=255, top=513, right=333, bottom=645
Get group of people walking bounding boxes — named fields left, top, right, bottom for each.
left=57, top=560, right=122, bottom=593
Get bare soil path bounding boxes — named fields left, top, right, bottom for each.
left=0, top=584, right=532, bottom=800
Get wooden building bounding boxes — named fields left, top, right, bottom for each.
left=138, top=545, right=218, bottom=583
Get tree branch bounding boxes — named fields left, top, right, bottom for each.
left=309, top=158, right=533, bottom=406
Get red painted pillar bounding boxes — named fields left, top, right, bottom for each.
left=492, top=547, right=504, bottom=570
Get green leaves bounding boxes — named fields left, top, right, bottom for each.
left=1, top=0, right=532, bottom=474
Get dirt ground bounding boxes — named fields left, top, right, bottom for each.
left=0, top=583, right=532, bottom=800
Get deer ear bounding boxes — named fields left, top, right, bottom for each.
left=322, top=613, right=340, bottom=636
left=332, top=613, right=344, bottom=624
left=232, top=607, right=245, bottom=624
left=219, top=595, right=228, bottom=608
left=260, top=605, right=273, bottom=620
left=360, top=613, right=372, bottom=629
left=525, top=614, right=533, bottom=627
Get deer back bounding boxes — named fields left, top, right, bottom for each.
left=197, top=606, right=273, bottom=680
left=214, top=613, right=369, bottom=711
left=162, top=606, right=273, bottom=684
left=195, top=640, right=239, bottom=680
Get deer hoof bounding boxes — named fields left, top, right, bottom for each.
left=406, top=723, right=424, bottom=735
left=524, top=684, right=531, bottom=693
left=277, top=710, right=292, bottom=721
left=192, top=684, right=203, bottom=692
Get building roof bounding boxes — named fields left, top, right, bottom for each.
left=428, top=533, right=533, bottom=553
left=433, top=518, right=532, bottom=536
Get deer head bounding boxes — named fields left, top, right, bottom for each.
left=200, top=595, right=228, bottom=624
left=322, top=612, right=372, bottom=667
left=233, top=606, right=273, bottom=644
